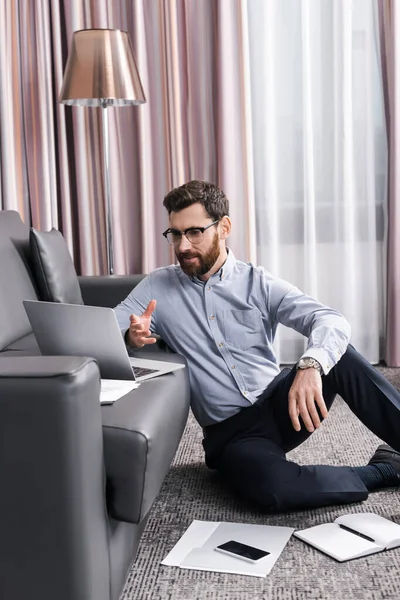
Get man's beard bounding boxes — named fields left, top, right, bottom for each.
left=177, top=232, right=221, bottom=277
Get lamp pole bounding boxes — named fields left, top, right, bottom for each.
left=101, top=100, right=114, bottom=275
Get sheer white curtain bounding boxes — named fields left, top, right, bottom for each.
left=247, top=0, right=388, bottom=364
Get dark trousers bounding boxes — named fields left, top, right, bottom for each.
left=202, top=345, right=400, bottom=512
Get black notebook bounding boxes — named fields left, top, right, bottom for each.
left=294, top=513, right=400, bottom=562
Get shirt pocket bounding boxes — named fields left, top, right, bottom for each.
left=221, top=308, right=264, bottom=351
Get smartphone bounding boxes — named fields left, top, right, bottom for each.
left=214, top=540, right=270, bottom=563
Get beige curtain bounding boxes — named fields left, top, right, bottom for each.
left=0, top=0, right=255, bottom=275
left=379, top=0, right=400, bottom=366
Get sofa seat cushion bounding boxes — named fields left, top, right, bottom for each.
left=30, top=228, right=84, bottom=305
left=101, top=352, right=189, bottom=524
left=1, top=333, right=41, bottom=356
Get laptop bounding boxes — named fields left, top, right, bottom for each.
left=23, top=300, right=185, bottom=382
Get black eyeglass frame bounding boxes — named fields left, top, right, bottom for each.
left=162, top=219, right=221, bottom=245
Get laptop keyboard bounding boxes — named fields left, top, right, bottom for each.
left=132, top=366, right=159, bottom=378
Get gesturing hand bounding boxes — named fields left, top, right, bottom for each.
left=127, top=300, right=157, bottom=348
left=288, top=368, right=328, bottom=432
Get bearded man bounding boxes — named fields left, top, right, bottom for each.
left=114, top=180, right=400, bottom=513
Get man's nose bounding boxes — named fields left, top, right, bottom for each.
left=176, top=235, right=192, bottom=251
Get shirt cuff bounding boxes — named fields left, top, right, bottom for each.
left=299, top=348, right=340, bottom=375
left=122, top=328, right=131, bottom=346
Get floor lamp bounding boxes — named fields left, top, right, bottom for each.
left=59, top=28, right=146, bottom=274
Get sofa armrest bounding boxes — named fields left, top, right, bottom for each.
left=78, top=274, right=145, bottom=308
left=102, top=353, right=190, bottom=523
left=0, top=356, right=110, bottom=600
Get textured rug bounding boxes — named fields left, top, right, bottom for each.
left=121, top=366, right=400, bottom=600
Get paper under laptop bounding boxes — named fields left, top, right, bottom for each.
left=162, top=520, right=294, bottom=577
left=23, top=300, right=185, bottom=381
left=100, top=380, right=140, bottom=404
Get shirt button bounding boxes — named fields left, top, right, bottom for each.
left=208, top=286, right=211, bottom=291
left=243, top=390, right=247, bottom=395
left=231, top=365, right=235, bottom=369
left=210, top=315, right=215, bottom=320
left=218, top=343, right=223, bottom=347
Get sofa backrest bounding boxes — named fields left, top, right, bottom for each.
left=0, top=211, right=39, bottom=350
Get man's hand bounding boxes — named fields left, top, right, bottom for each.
left=127, top=300, right=157, bottom=348
left=288, top=368, right=328, bottom=432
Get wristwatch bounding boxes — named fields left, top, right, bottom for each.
left=296, top=357, right=323, bottom=375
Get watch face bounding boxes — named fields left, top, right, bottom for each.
left=298, top=358, right=320, bottom=370
left=298, top=358, right=318, bottom=369
left=298, top=359, right=309, bottom=368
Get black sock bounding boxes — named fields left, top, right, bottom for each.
left=354, top=463, right=398, bottom=491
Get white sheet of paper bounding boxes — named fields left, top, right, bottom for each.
left=180, top=547, right=268, bottom=577
left=162, top=521, right=220, bottom=566
left=100, top=379, right=140, bottom=404
left=161, top=520, right=294, bottom=577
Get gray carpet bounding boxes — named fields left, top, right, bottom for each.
left=121, top=366, right=400, bottom=600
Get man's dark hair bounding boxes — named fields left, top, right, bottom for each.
left=163, top=180, right=229, bottom=220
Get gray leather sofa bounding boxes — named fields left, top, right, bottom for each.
left=0, top=211, right=190, bottom=600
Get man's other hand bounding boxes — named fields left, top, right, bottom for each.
left=288, top=368, right=328, bottom=432
left=127, top=300, right=157, bottom=348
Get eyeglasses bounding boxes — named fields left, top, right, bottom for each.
left=162, top=219, right=220, bottom=246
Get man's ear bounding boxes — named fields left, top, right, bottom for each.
left=219, top=216, right=232, bottom=240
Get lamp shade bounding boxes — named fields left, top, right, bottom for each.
left=59, top=28, right=146, bottom=107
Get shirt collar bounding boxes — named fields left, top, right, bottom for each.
left=219, top=247, right=235, bottom=279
